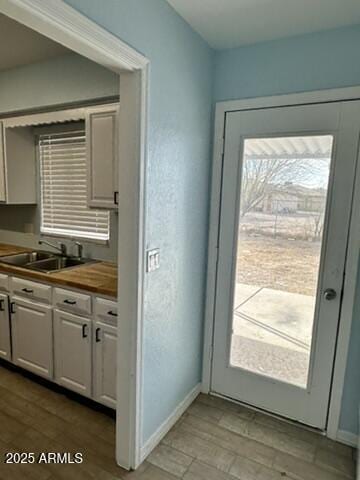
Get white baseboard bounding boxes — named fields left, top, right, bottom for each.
left=337, top=429, right=358, bottom=448
left=139, top=383, right=201, bottom=464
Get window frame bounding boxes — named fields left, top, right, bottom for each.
left=36, top=124, right=110, bottom=244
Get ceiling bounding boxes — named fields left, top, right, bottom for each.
left=0, top=14, right=69, bottom=72
left=166, top=0, right=360, bottom=50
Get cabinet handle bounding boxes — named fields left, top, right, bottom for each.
left=107, top=310, right=118, bottom=317
left=0, top=299, right=4, bottom=311
left=64, top=299, right=76, bottom=305
left=82, top=324, right=88, bottom=338
left=114, top=191, right=119, bottom=205
left=10, top=302, right=16, bottom=314
left=22, top=288, right=33, bottom=294
left=95, top=327, right=101, bottom=343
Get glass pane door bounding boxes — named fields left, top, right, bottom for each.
left=230, top=135, right=333, bottom=388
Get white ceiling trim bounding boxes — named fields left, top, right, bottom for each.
left=0, top=0, right=148, bottom=72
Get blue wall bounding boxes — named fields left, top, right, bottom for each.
left=63, top=1, right=359, bottom=440
left=64, top=0, right=213, bottom=444
left=214, top=25, right=360, bottom=436
left=214, top=25, right=360, bottom=101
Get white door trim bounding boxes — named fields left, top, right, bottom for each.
left=203, top=86, right=360, bottom=442
left=0, top=0, right=149, bottom=469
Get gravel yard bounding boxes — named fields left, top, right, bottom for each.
left=236, top=234, right=321, bottom=296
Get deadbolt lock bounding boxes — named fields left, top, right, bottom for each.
left=324, top=288, right=337, bottom=301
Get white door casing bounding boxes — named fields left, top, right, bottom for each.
left=211, top=101, right=360, bottom=429
left=0, top=0, right=150, bottom=468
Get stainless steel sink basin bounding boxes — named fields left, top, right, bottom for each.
left=0, top=251, right=96, bottom=273
left=28, top=256, right=95, bottom=273
left=0, top=251, right=54, bottom=266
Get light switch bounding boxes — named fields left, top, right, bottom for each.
left=146, top=248, right=160, bottom=273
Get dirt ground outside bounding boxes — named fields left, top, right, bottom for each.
left=236, top=233, right=321, bottom=296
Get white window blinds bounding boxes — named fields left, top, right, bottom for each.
left=39, top=129, right=110, bottom=241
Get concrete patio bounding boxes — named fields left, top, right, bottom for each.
left=231, top=283, right=316, bottom=387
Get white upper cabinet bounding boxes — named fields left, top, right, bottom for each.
left=86, top=104, right=119, bottom=209
left=0, top=122, right=36, bottom=204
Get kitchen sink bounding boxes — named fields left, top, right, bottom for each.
left=0, top=251, right=96, bottom=273
left=0, top=251, right=54, bottom=266
left=28, top=256, right=95, bottom=273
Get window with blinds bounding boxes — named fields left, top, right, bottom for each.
left=39, top=129, right=110, bottom=241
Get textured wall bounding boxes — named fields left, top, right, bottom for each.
left=214, top=25, right=360, bottom=101
left=64, top=0, right=213, bottom=443
left=0, top=52, right=119, bottom=113
left=214, top=25, right=360, bottom=436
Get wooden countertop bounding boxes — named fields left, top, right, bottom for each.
left=0, top=243, right=117, bottom=298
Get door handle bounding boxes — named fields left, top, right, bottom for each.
left=0, top=299, right=4, bottom=312
left=95, top=327, right=101, bottom=343
left=82, top=324, right=88, bottom=338
left=64, top=299, right=76, bottom=305
left=324, top=288, right=337, bottom=301
left=22, top=288, right=33, bottom=294
left=10, top=302, right=16, bottom=314
left=114, top=191, right=119, bottom=205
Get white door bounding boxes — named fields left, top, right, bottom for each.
left=211, top=101, right=360, bottom=428
left=94, top=321, right=117, bottom=408
left=0, top=293, right=10, bottom=360
left=11, top=296, right=53, bottom=379
left=54, top=309, right=92, bottom=397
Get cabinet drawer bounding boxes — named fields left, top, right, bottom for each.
left=11, top=277, right=51, bottom=304
left=0, top=273, right=9, bottom=292
left=95, top=297, right=118, bottom=325
left=54, top=288, right=91, bottom=316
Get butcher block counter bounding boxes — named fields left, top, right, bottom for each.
left=0, top=243, right=117, bottom=298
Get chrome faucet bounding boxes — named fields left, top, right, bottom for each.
left=39, top=240, right=67, bottom=256
left=74, top=241, right=83, bottom=259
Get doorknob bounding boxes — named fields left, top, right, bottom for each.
left=324, top=288, right=337, bottom=301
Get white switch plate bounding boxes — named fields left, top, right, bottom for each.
left=146, top=248, right=160, bottom=273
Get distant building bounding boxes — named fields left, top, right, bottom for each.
left=258, top=183, right=326, bottom=214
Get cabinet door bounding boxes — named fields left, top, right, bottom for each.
left=11, top=297, right=53, bottom=379
left=94, top=321, right=117, bottom=408
left=0, top=293, right=11, bottom=360
left=0, top=122, right=6, bottom=202
left=86, top=105, right=119, bottom=209
left=54, top=309, right=92, bottom=397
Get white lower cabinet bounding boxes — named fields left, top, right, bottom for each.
left=94, top=321, right=117, bottom=408
left=11, top=296, right=53, bottom=379
left=54, top=309, right=92, bottom=397
left=0, top=293, right=11, bottom=360
left=1, top=274, right=117, bottom=408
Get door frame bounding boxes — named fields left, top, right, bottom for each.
left=0, top=0, right=149, bottom=469
left=203, top=86, right=360, bottom=446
